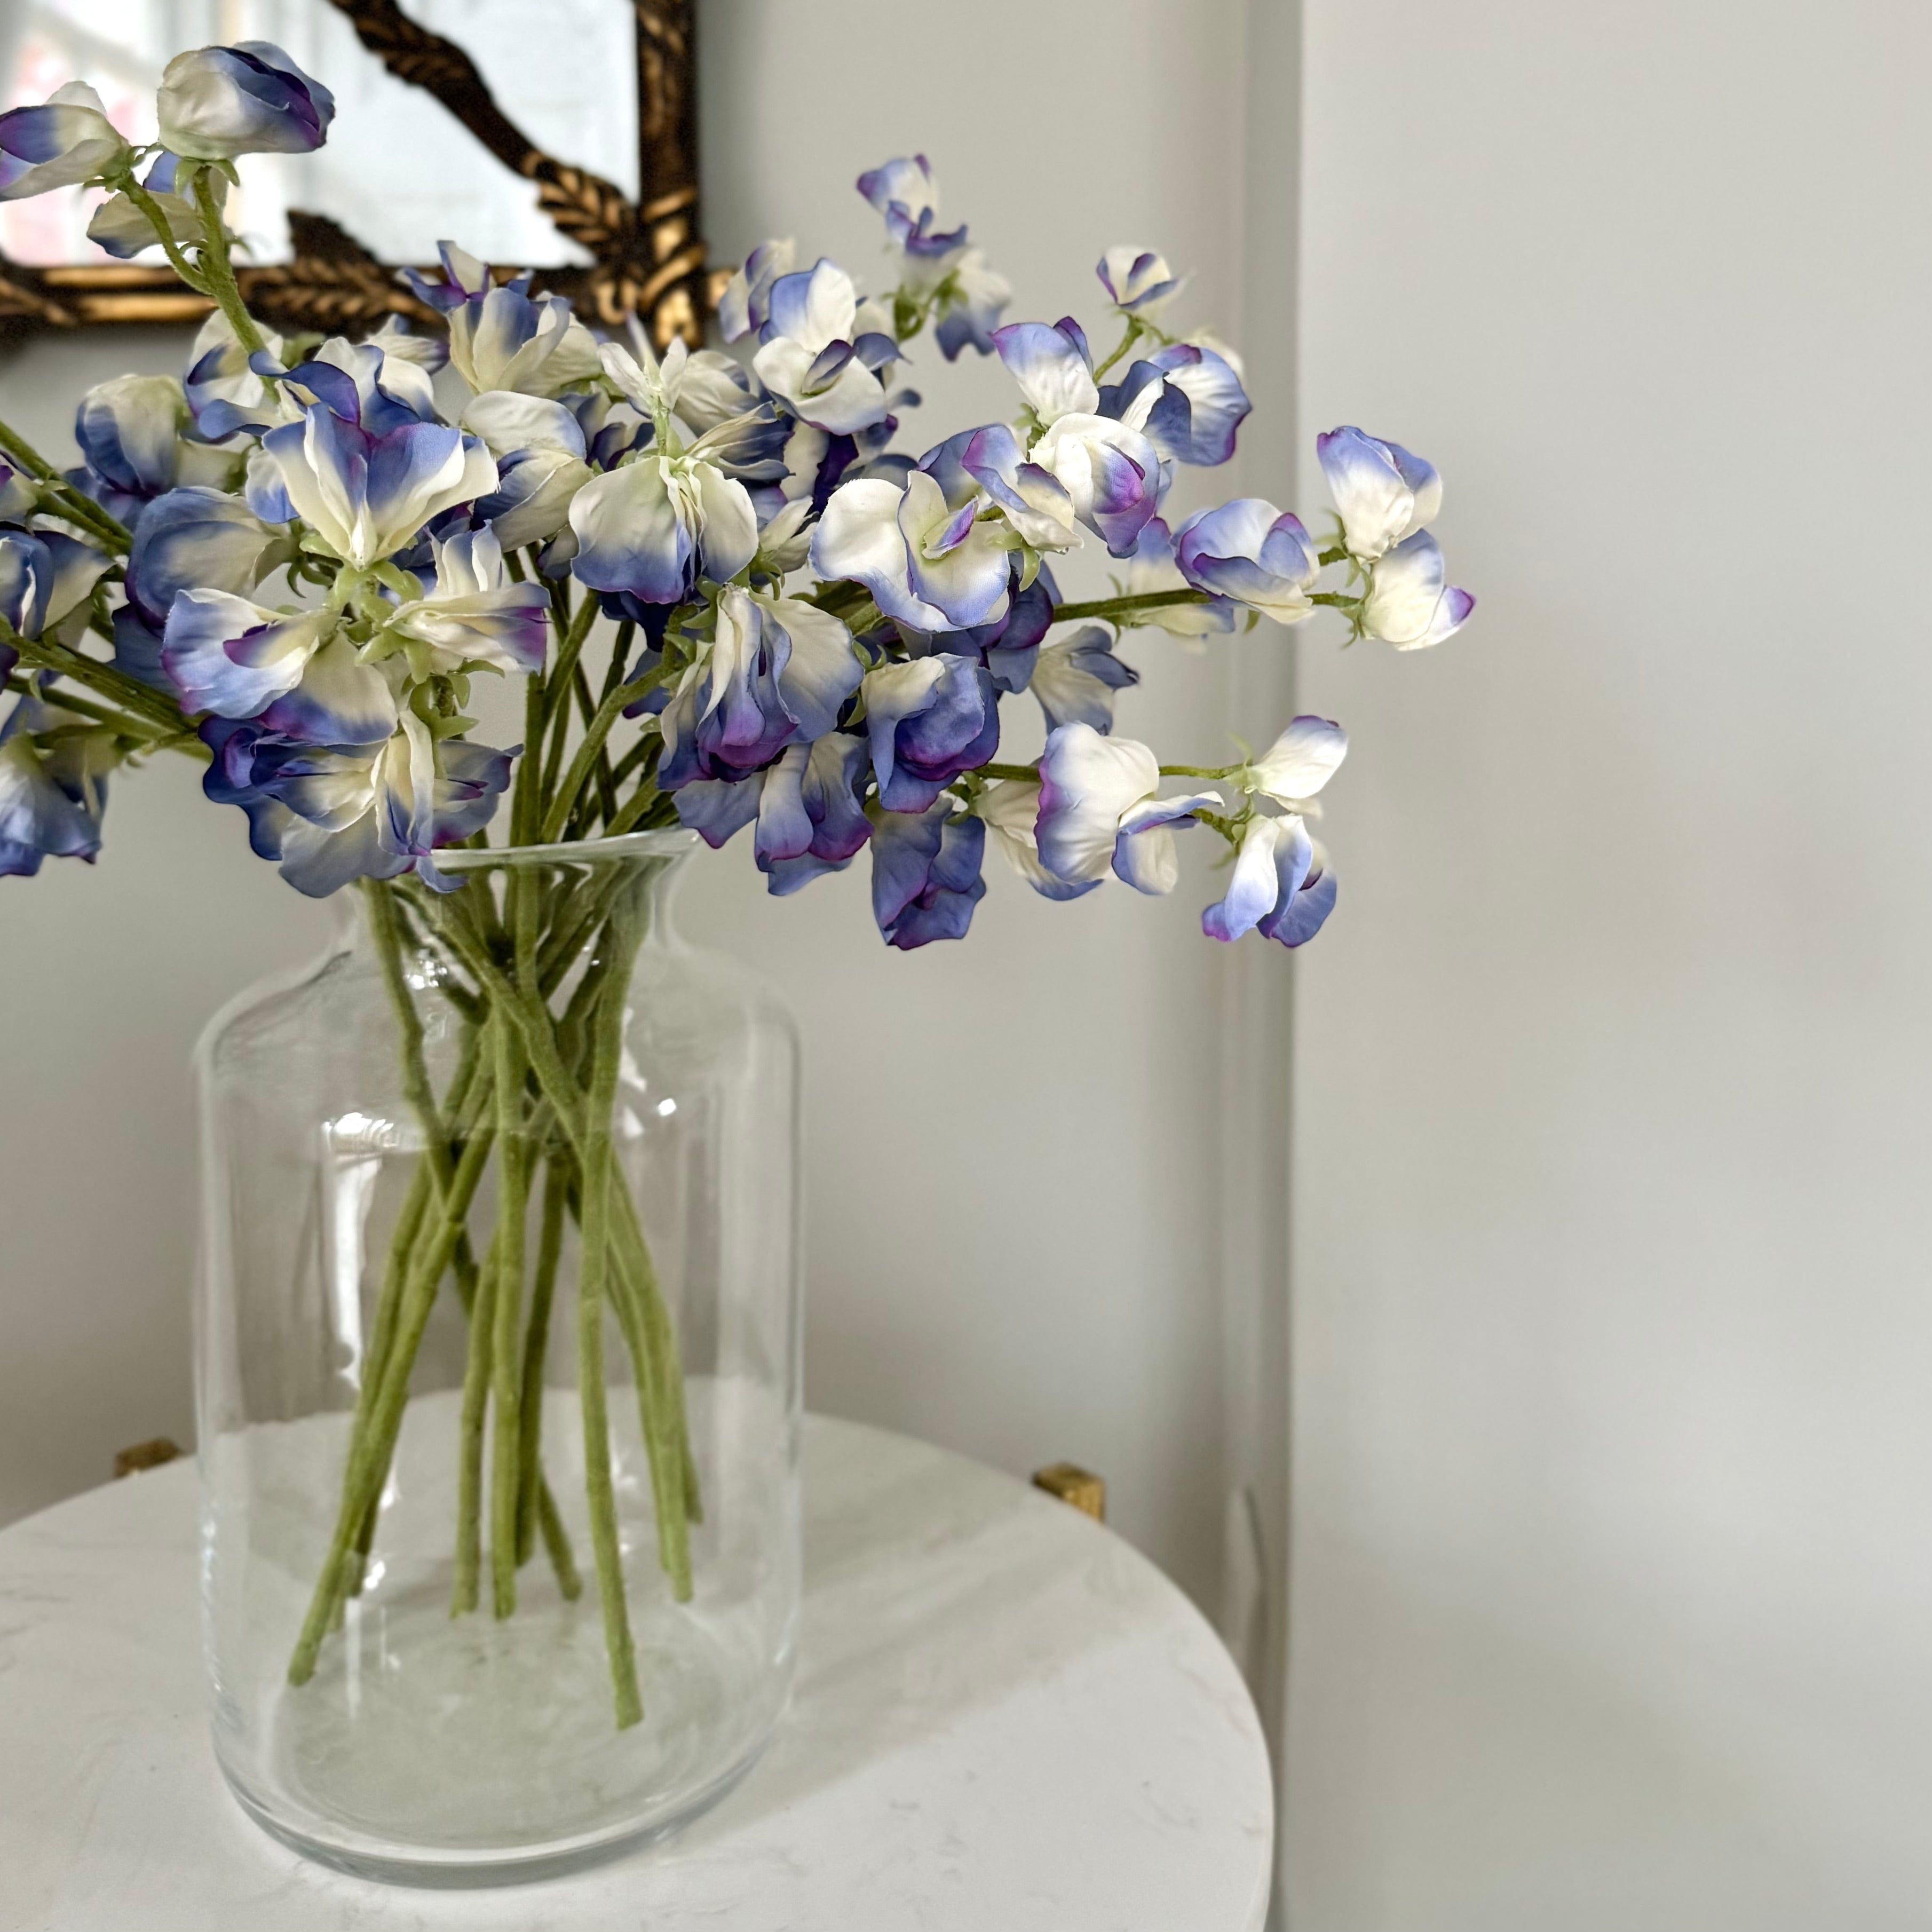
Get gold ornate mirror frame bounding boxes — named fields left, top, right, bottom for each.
left=0, top=0, right=717, bottom=347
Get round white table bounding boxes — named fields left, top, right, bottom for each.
left=0, top=1414, right=1273, bottom=1931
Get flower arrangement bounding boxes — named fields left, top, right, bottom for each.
left=0, top=46, right=1473, bottom=1728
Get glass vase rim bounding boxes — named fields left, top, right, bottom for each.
left=431, top=829, right=701, bottom=874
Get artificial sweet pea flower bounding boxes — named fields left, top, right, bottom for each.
left=1126, top=519, right=1236, bottom=643
left=461, top=392, right=593, bottom=549
left=1359, top=530, right=1475, bottom=650
left=1035, top=721, right=1219, bottom=891
left=1173, top=498, right=1320, bottom=623
left=258, top=400, right=497, bottom=570
left=0, top=462, right=36, bottom=522
left=248, top=337, right=441, bottom=437
left=0, top=691, right=112, bottom=874
left=1201, top=813, right=1336, bottom=947
left=0, top=528, right=112, bottom=651
left=87, top=154, right=201, bottom=259
left=0, top=82, right=130, bottom=200
left=1241, top=716, right=1349, bottom=808
left=180, top=311, right=294, bottom=441
left=157, top=42, right=335, bottom=160
left=122, top=486, right=292, bottom=631
left=858, top=156, right=964, bottom=261
left=811, top=468, right=1011, bottom=631
left=861, top=653, right=1001, bottom=811
left=569, top=446, right=759, bottom=607
left=752, top=259, right=896, bottom=437
left=375, top=527, right=550, bottom=678
left=974, top=778, right=1095, bottom=902
left=717, top=238, right=796, bottom=344
left=1316, top=425, right=1442, bottom=561
left=994, top=321, right=1167, bottom=555
left=69, top=374, right=239, bottom=526
left=1029, top=625, right=1140, bottom=733
left=870, top=801, right=987, bottom=949
left=1096, top=247, right=1183, bottom=316
left=162, top=592, right=394, bottom=744
left=658, top=585, right=862, bottom=787
left=204, top=710, right=510, bottom=896
left=1100, top=342, right=1251, bottom=468
left=760, top=732, right=873, bottom=891
left=933, top=251, right=1012, bottom=360
left=921, top=424, right=1080, bottom=556
left=406, top=244, right=600, bottom=398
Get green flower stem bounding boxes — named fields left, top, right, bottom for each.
left=1050, top=587, right=1210, bottom=624
left=541, top=587, right=601, bottom=737
left=1090, top=318, right=1145, bottom=382
left=2, top=674, right=185, bottom=748
left=1309, top=591, right=1360, bottom=609
left=187, top=172, right=268, bottom=357
left=540, top=669, right=659, bottom=843
left=574, top=896, right=645, bottom=1729
left=535, top=1480, right=583, bottom=1600
left=288, top=1098, right=498, bottom=1685
left=513, top=1157, right=570, bottom=1566
left=0, top=414, right=131, bottom=551
left=487, top=1010, right=532, bottom=1619
left=0, top=414, right=57, bottom=482
left=976, top=761, right=1039, bottom=783
left=451, top=1237, right=500, bottom=1617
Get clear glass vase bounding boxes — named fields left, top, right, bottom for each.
left=194, top=832, right=801, bottom=1885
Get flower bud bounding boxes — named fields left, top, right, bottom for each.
left=157, top=42, right=334, bottom=161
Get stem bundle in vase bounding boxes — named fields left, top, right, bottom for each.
left=0, top=43, right=1475, bottom=1732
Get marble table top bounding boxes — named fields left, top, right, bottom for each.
left=0, top=1414, right=1273, bottom=1930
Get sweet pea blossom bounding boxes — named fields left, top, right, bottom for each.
left=1035, top=722, right=1220, bottom=892
left=1359, top=531, right=1475, bottom=650
left=1174, top=498, right=1320, bottom=623
left=405, top=244, right=600, bottom=399
left=569, top=445, right=758, bottom=607
left=123, top=486, right=292, bottom=631
left=0, top=692, right=111, bottom=874
left=1201, top=813, right=1336, bottom=947
left=1029, top=625, right=1139, bottom=733
left=811, top=467, right=1011, bottom=630
left=717, top=238, right=796, bottom=344
left=975, top=778, right=1094, bottom=902
left=1126, top=519, right=1235, bottom=642
left=1241, top=716, right=1348, bottom=807
left=69, top=374, right=238, bottom=525
left=1316, top=425, right=1442, bottom=561
left=934, top=251, right=1012, bottom=360
left=375, top=527, right=550, bottom=678
left=861, top=653, right=1001, bottom=811
left=994, top=321, right=1167, bottom=555
left=162, top=592, right=394, bottom=744
left=1100, top=342, right=1251, bottom=468
left=203, top=711, right=511, bottom=897
left=858, top=156, right=963, bottom=261
left=461, top=392, right=593, bottom=549
left=258, top=400, right=497, bottom=570
left=658, top=585, right=862, bottom=787
left=752, top=259, right=896, bottom=436
left=0, top=82, right=130, bottom=200
left=87, top=153, right=201, bottom=259
left=870, top=801, right=987, bottom=949
left=0, top=528, right=112, bottom=652
left=157, top=42, right=335, bottom=160
left=1096, top=247, right=1183, bottom=316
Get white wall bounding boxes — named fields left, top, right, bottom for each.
left=0, top=3, right=1277, bottom=1622
left=1287, top=1, right=1932, bottom=1925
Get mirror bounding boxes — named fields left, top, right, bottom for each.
left=0, top=0, right=710, bottom=344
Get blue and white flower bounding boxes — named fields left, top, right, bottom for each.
left=717, top=238, right=796, bottom=344
left=157, top=41, right=335, bottom=160
left=407, top=243, right=601, bottom=398
left=1315, top=425, right=1443, bottom=561
left=861, top=652, right=1001, bottom=811
left=375, top=526, right=549, bottom=678
left=933, top=251, right=1011, bottom=360
left=123, top=485, right=292, bottom=630
left=1096, top=247, right=1183, bottom=317
left=752, top=259, right=896, bottom=436
left=1126, top=518, right=1236, bottom=643
left=1359, top=530, right=1475, bottom=650
left=1035, top=721, right=1220, bottom=892
left=87, top=153, right=201, bottom=259
left=1173, top=498, right=1319, bottom=623
left=258, top=400, right=497, bottom=569
left=0, top=692, right=112, bottom=874
left=659, top=584, right=861, bottom=787
left=1100, top=341, right=1250, bottom=468
left=1240, top=715, right=1348, bottom=808
left=858, top=155, right=964, bottom=261
left=461, top=391, right=593, bottom=549
left=974, top=777, right=1094, bottom=901
left=0, top=528, right=112, bottom=650
left=568, top=445, right=758, bottom=607
left=162, top=591, right=394, bottom=743
left=811, top=467, right=1011, bottom=630
left=870, top=799, right=986, bottom=949
left=1029, top=624, right=1139, bottom=733
left=70, top=374, right=238, bottom=525
left=1201, top=813, right=1336, bottom=947
left=0, top=82, right=130, bottom=200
